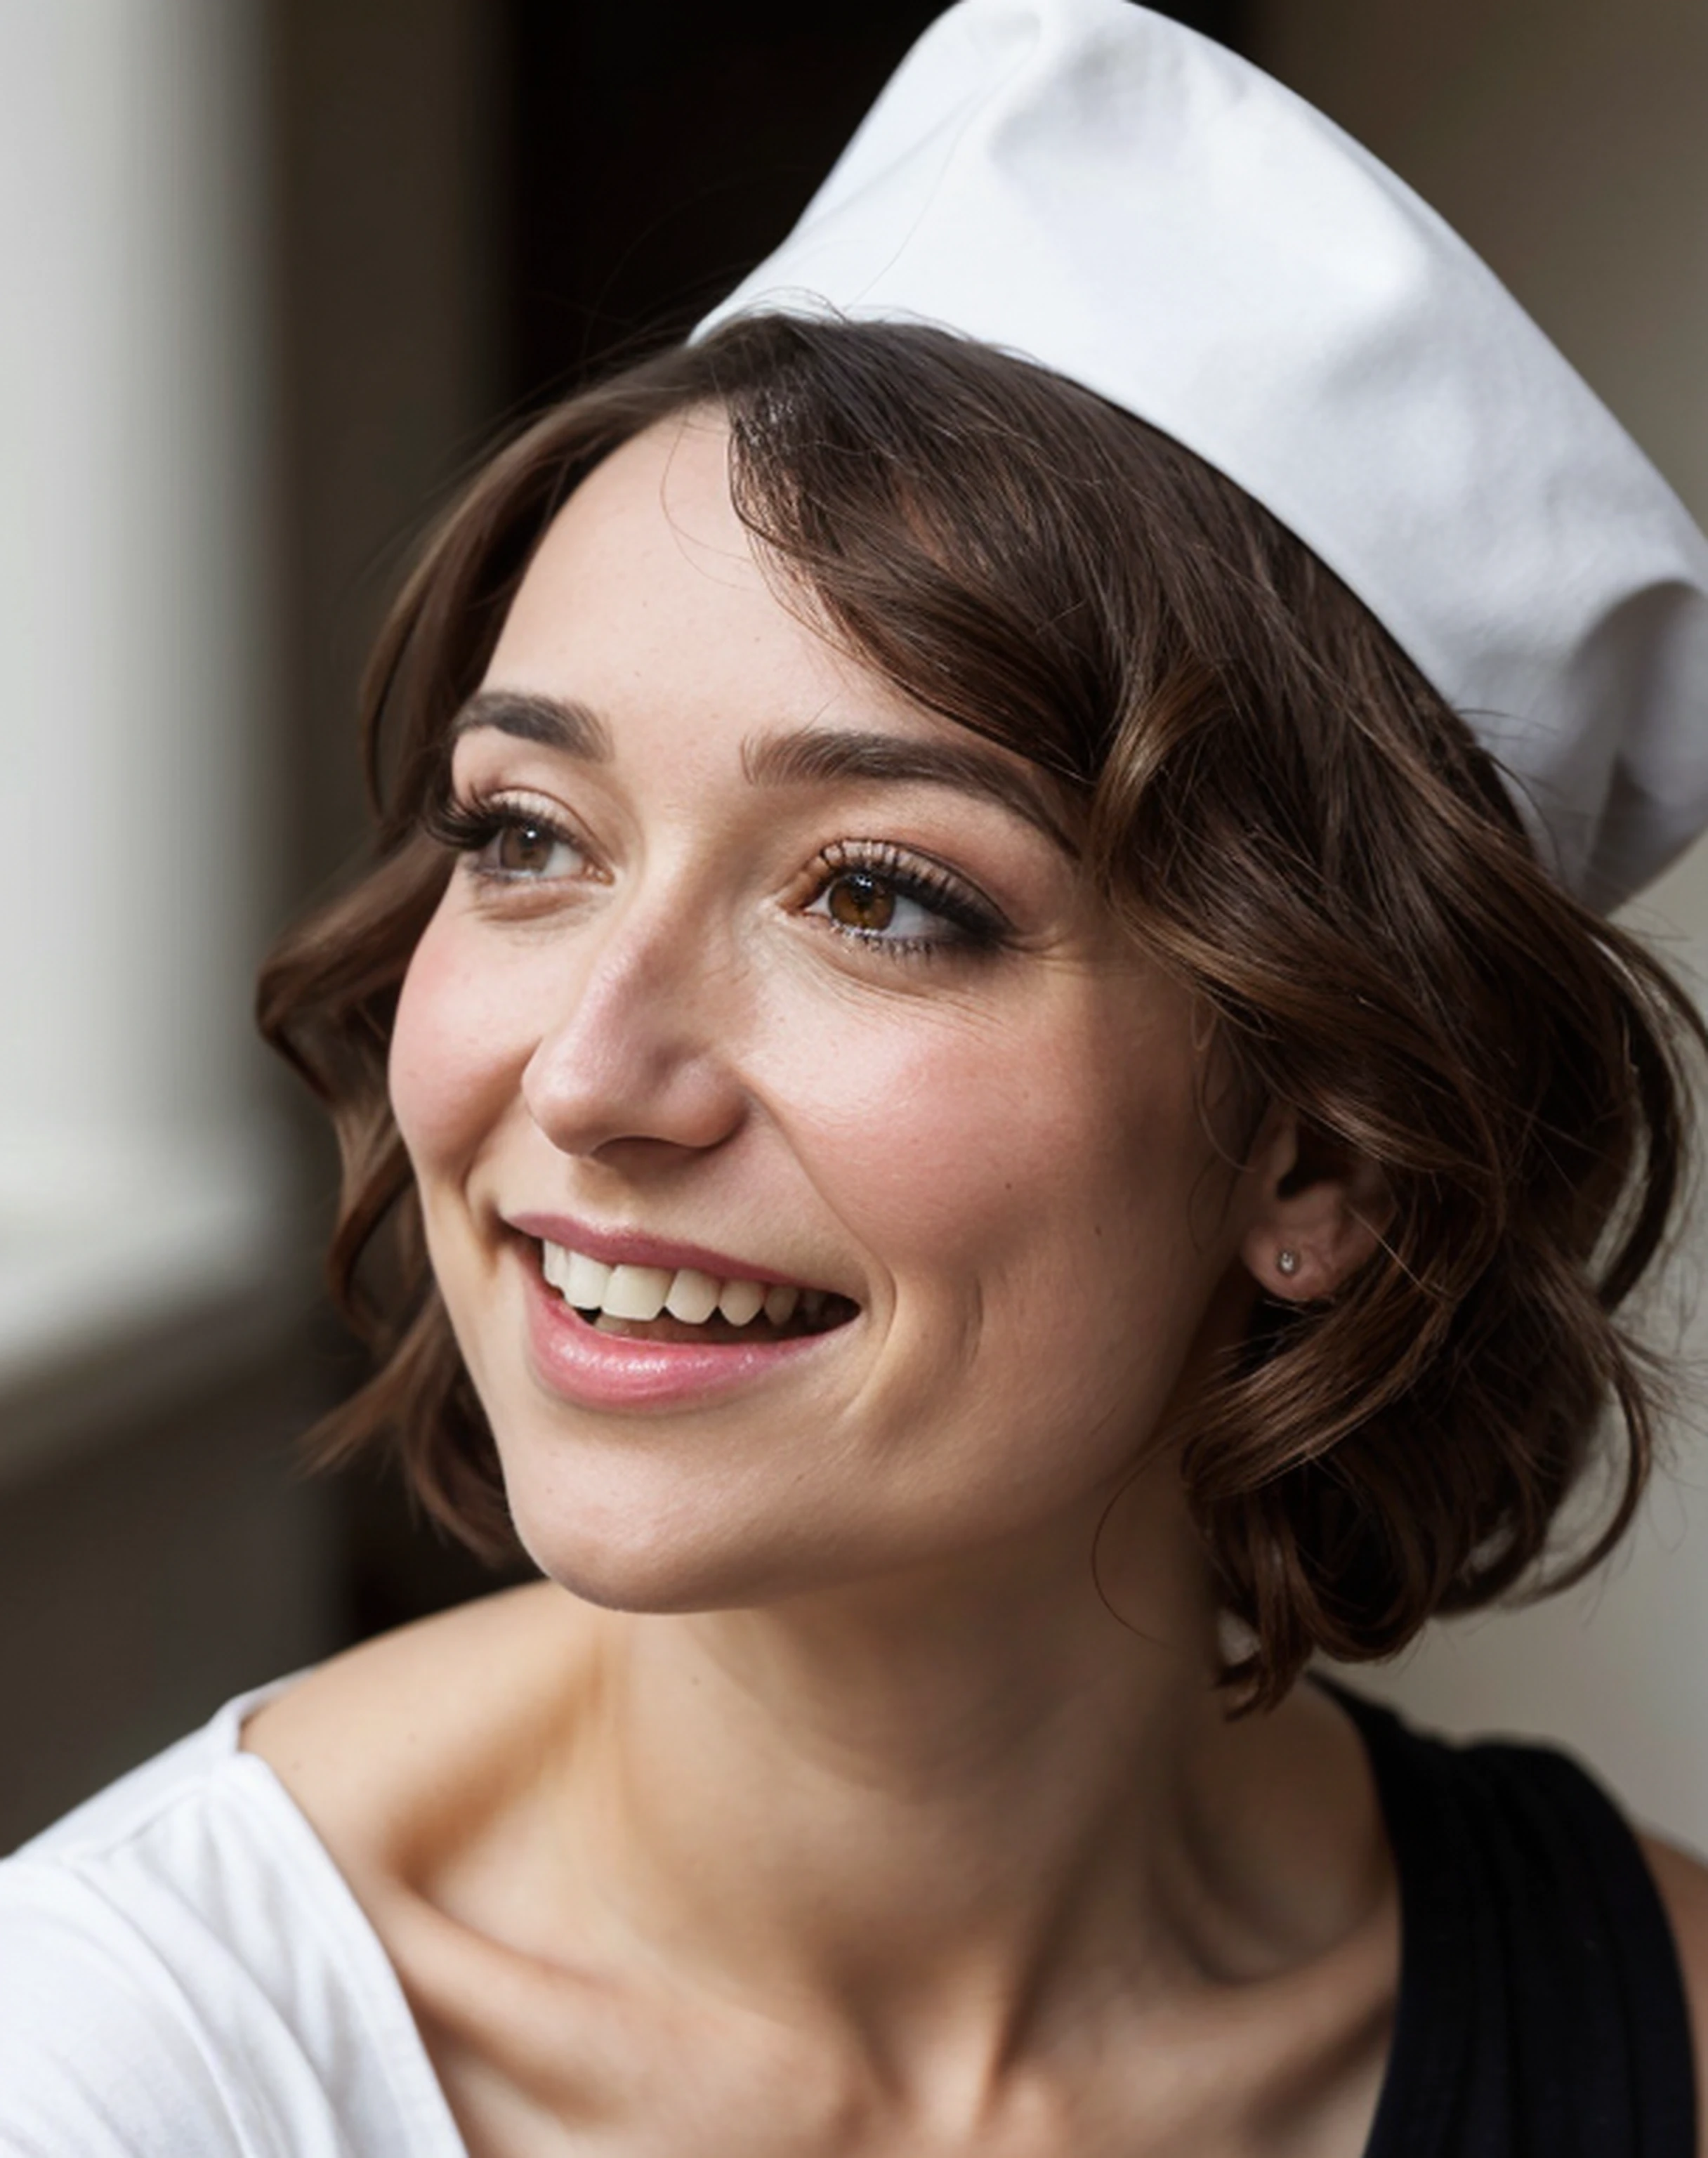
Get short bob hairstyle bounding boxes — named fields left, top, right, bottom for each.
left=259, top=315, right=1704, bottom=1708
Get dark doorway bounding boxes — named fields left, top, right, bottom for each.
left=502, top=2, right=1249, bottom=411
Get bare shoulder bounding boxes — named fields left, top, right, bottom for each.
left=242, top=1579, right=595, bottom=1865
left=1640, top=1833, right=1708, bottom=2157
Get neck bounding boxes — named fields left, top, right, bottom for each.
left=553, top=1471, right=1304, bottom=2076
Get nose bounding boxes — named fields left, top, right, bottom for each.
left=520, top=892, right=750, bottom=1163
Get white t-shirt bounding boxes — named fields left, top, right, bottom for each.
left=0, top=1684, right=468, bottom=2157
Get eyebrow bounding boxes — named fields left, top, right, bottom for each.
left=742, top=726, right=1077, bottom=850
left=450, top=689, right=612, bottom=759
left=451, top=692, right=1077, bottom=851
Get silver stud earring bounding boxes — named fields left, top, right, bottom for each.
left=1276, top=1248, right=1300, bottom=1279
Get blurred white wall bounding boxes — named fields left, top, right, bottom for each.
left=0, top=0, right=506, bottom=1851
left=0, top=0, right=282, bottom=1429
left=1250, top=0, right=1708, bottom=1850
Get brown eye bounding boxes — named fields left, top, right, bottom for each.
left=805, top=844, right=1002, bottom=955
left=826, top=870, right=897, bottom=932
left=495, top=820, right=562, bottom=875
left=471, top=810, right=584, bottom=882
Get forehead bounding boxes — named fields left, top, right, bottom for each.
left=486, top=412, right=822, bottom=701
left=478, top=416, right=1073, bottom=842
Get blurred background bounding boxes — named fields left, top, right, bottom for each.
left=2, top=0, right=1706, bottom=1852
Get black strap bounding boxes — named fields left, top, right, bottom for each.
left=1325, top=1685, right=1696, bottom=2158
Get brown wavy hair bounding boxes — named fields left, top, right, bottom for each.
left=258, top=315, right=1704, bottom=1706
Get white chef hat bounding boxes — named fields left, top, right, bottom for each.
left=697, top=0, right=1708, bottom=908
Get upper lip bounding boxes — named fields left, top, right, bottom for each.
left=505, top=1210, right=835, bottom=1294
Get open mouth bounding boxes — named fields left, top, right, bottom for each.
left=537, top=1240, right=858, bottom=1347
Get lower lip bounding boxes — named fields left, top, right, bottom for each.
left=520, top=1254, right=844, bottom=1410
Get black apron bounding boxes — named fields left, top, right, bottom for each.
left=1329, top=1685, right=1696, bottom=2157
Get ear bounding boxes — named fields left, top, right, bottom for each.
left=1239, top=1105, right=1391, bottom=1303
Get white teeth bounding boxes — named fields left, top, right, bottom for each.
left=664, top=1268, right=721, bottom=1323
left=564, top=1250, right=613, bottom=1308
left=540, top=1241, right=827, bottom=1330
left=602, top=1264, right=674, bottom=1321
left=716, top=1278, right=766, bottom=1326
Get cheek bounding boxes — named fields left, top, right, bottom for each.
left=760, top=998, right=1019, bottom=1234
left=389, top=911, right=525, bottom=1172
left=755, top=984, right=1211, bottom=1293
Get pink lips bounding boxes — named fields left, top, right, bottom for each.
left=506, top=1213, right=848, bottom=1411
left=506, top=1210, right=810, bottom=1291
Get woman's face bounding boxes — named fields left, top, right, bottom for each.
left=390, top=412, right=1270, bottom=1611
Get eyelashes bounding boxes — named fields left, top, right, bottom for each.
left=420, top=787, right=1011, bottom=961
left=421, top=790, right=590, bottom=882
left=804, top=839, right=1008, bottom=957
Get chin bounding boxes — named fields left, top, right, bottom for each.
left=502, top=1469, right=859, bottom=1618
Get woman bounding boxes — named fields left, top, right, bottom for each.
left=5, top=2, right=1708, bottom=2152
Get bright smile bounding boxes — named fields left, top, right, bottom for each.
left=507, top=1214, right=860, bottom=1409
left=540, top=1235, right=855, bottom=1339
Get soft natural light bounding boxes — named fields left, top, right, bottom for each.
left=0, top=0, right=280, bottom=1415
